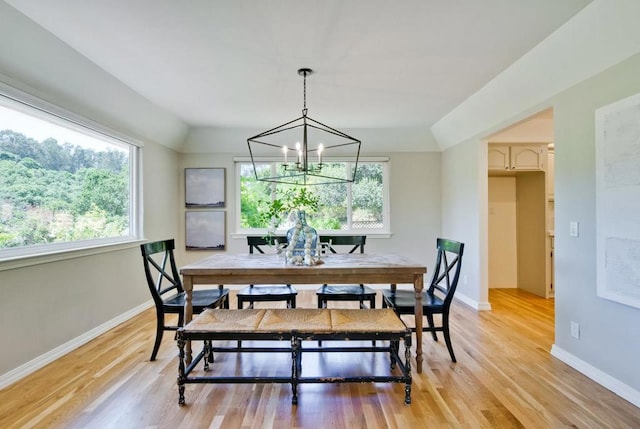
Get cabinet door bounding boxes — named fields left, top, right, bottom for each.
left=488, top=145, right=510, bottom=170
left=511, top=145, right=546, bottom=170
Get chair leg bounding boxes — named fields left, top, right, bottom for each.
left=150, top=310, right=165, bottom=361
left=290, top=296, right=296, bottom=308
left=317, top=298, right=324, bottom=346
left=442, top=312, right=456, bottom=363
left=426, top=314, right=438, bottom=341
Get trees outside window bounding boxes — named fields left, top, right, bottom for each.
left=0, top=90, right=139, bottom=258
left=237, top=160, right=388, bottom=234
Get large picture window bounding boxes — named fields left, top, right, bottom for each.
left=0, top=85, right=140, bottom=260
left=236, top=160, right=389, bottom=234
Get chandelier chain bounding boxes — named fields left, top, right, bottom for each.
left=302, top=71, right=307, bottom=116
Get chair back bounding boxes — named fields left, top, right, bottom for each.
left=140, top=239, right=183, bottom=307
left=429, top=238, right=464, bottom=305
left=319, top=235, right=366, bottom=254
left=247, top=236, right=287, bottom=254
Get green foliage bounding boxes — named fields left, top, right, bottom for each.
left=76, top=168, right=128, bottom=216
left=0, top=129, right=129, bottom=249
left=239, top=161, right=385, bottom=231
left=258, top=187, right=319, bottom=229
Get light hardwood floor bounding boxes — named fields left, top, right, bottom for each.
left=1, top=288, right=639, bottom=428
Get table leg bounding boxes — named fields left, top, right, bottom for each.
left=414, top=274, right=423, bottom=373
left=183, top=275, right=194, bottom=364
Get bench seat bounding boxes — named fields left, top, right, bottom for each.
left=177, top=308, right=412, bottom=405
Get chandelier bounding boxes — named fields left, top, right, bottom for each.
left=247, top=68, right=361, bottom=186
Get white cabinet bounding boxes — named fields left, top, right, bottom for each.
left=488, top=144, right=547, bottom=171
left=488, top=145, right=510, bottom=170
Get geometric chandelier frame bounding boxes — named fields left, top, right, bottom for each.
left=247, top=68, right=361, bottom=186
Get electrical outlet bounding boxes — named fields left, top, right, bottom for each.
left=570, top=321, right=580, bottom=339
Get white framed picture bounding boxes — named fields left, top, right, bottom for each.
left=185, top=168, right=225, bottom=208
left=185, top=211, right=225, bottom=250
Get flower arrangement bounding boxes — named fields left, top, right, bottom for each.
left=259, top=187, right=319, bottom=233
left=259, top=188, right=321, bottom=265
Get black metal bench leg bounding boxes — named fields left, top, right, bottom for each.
left=404, top=333, right=412, bottom=405
left=390, top=340, right=398, bottom=369
left=177, top=335, right=186, bottom=406
left=291, top=337, right=299, bottom=405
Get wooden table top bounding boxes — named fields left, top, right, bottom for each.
left=180, top=253, right=426, bottom=285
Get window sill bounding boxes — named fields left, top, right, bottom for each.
left=0, top=239, right=145, bottom=272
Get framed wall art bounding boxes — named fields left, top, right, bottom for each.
left=185, top=211, right=226, bottom=250
left=595, top=91, right=640, bottom=309
left=185, top=168, right=225, bottom=208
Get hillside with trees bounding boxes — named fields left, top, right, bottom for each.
left=0, top=129, right=129, bottom=248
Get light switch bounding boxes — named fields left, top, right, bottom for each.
left=569, top=221, right=579, bottom=237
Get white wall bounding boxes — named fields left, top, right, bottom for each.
left=551, top=51, right=640, bottom=398
left=441, top=139, right=490, bottom=310
left=0, top=2, right=184, bottom=383
left=179, top=129, right=442, bottom=273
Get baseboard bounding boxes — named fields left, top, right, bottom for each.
left=551, top=344, right=640, bottom=408
left=0, top=300, right=153, bottom=389
left=455, top=292, right=492, bottom=311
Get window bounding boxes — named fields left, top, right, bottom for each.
left=0, top=84, right=140, bottom=261
left=236, top=159, right=389, bottom=234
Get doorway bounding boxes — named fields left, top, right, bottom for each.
left=485, top=109, right=554, bottom=299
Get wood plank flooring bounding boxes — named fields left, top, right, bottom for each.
left=1, top=288, right=639, bottom=428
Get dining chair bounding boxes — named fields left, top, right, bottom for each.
left=382, top=238, right=464, bottom=362
left=236, top=236, right=298, bottom=309
left=140, top=239, right=229, bottom=361
left=315, top=235, right=376, bottom=309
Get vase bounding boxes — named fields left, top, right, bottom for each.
left=285, top=210, right=318, bottom=265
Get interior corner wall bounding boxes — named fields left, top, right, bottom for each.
left=552, top=51, right=640, bottom=394
left=441, top=139, right=488, bottom=309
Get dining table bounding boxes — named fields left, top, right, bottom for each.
left=180, top=252, right=427, bottom=373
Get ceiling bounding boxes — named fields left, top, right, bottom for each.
left=5, top=0, right=591, bottom=133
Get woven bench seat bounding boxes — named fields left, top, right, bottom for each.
left=177, top=308, right=412, bottom=406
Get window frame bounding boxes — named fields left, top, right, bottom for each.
left=0, top=80, right=143, bottom=268
left=234, top=157, right=390, bottom=236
